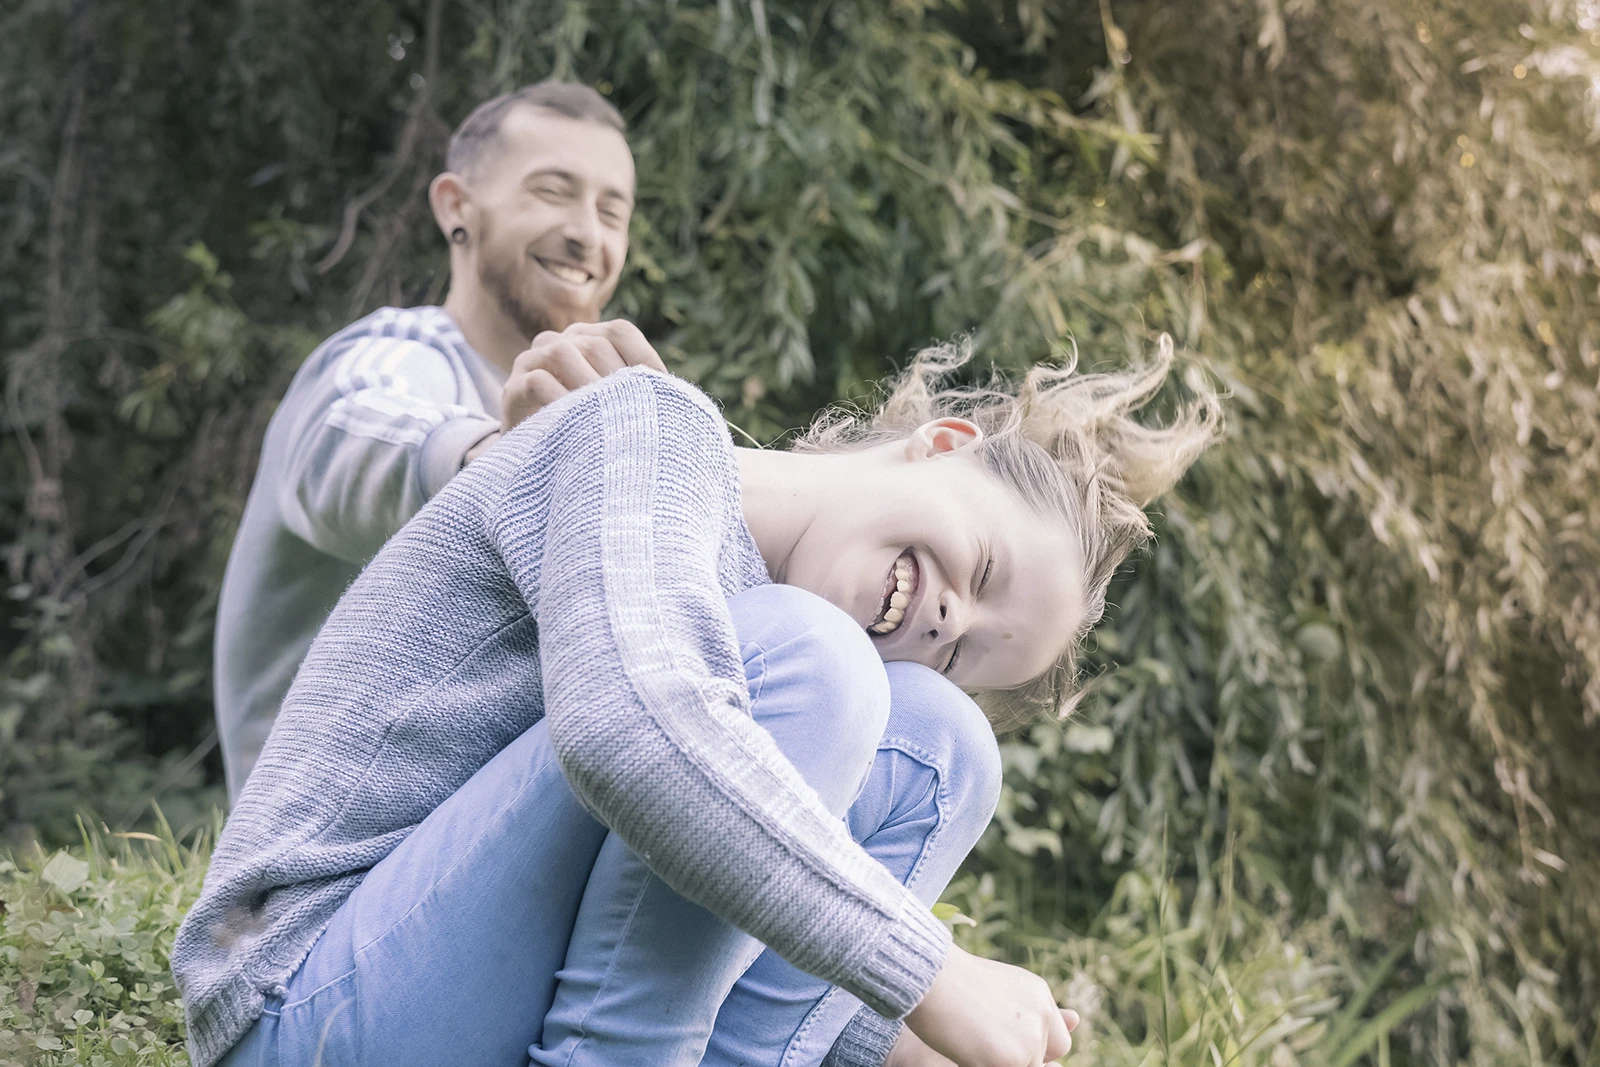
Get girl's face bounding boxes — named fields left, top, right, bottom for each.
left=780, top=421, right=1085, bottom=691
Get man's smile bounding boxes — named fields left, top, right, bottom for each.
left=534, top=257, right=595, bottom=287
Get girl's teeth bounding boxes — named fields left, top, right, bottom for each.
left=872, top=553, right=915, bottom=635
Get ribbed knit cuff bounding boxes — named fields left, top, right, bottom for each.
left=850, top=904, right=952, bottom=1019
left=184, top=976, right=266, bottom=1067
left=420, top=414, right=500, bottom=498
left=823, top=1006, right=903, bottom=1067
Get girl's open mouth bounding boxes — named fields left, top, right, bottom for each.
left=868, top=549, right=919, bottom=636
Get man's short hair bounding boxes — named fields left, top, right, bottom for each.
left=447, top=81, right=627, bottom=175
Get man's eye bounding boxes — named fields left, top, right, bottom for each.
left=979, top=556, right=993, bottom=594
left=942, top=640, right=962, bottom=675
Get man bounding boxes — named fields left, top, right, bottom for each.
left=214, top=81, right=665, bottom=799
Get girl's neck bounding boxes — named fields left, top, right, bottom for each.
left=735, top=447, right=836, bottom=583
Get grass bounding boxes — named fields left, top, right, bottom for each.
left=0, top=814, right=209, bottom=1067
left=937, top=836, right=1448, bottom=1067
left=1, top=816, right=1442, bottom=1067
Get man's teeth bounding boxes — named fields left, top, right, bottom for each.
left=871, top=557, right=914, bottom=635
left=545, top=262, right=590, bottom=284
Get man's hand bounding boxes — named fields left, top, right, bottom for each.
left=463, top=321, right=668, bottom=467
left=903, top=946, right=1079, bottom=1067
left=501, top=320, right=668, bottom=434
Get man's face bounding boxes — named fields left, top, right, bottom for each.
left=467, top=106, right=635, bottom=338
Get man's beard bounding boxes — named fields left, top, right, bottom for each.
left=478, top=243, right=558, bottom=341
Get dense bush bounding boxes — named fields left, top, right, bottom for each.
left=2, top=0, right=1596, bottom=1064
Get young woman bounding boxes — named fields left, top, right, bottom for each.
left=172, top=336, right=1219, bottom=1067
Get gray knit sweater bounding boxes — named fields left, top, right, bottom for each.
left=171, top=369, right=950, bottom=1067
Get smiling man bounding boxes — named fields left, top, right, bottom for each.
left=214, top=82, right=665, bottom=800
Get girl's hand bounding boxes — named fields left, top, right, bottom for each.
left=903, top=945, right=1080, bottom=1067
left=886, top=1023, right=958, bottom=1067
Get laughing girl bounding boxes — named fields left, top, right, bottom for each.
left=174, top=335, right=1219, bottom=1067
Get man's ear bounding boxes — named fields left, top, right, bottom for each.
left=429, top=172, right=475, bottom=242
left=906, top=417, right=984, bottom=460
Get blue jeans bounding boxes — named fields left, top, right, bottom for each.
left=219, top=585, right=1001, bottom=1067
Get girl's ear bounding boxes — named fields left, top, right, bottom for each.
left=906, top=417, right=984, bottom=460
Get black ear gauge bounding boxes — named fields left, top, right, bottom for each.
left=450, top=227, right=468, bottom=245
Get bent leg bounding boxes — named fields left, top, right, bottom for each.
left=700, top=660, right=1003, bottom=1067
left=531, top=585, right=893, bottom=1067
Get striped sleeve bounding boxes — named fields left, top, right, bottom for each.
left=490, top=369, right=951, bottom=1020
left=276, top=329, right=500, bottom=563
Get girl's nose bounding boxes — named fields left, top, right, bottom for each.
left=927, top=590, right=971, bottom=642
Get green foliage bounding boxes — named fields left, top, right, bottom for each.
left=0, top=819, right=206, bottom=1066
left=2, top=0, right=1596, bottom=1064
left=5, top=830, right=1440, bottom=1067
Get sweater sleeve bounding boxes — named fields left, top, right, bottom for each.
left=824, top=1007, right=903, bottom=1067
left=489, top=369, right=951, bottom=1020
left=277, top=335, right=500, bottom=563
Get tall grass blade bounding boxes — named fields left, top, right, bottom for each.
left=1327, top=981, right=1452, bottom=1067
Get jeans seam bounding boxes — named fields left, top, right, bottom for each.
left=559, top=858, right=657, bottom=1067
left=743, top=640, right=769, bottom=712
left=268, top=970, right=358, bottom=1066
left=874, top=736, right=954, bottom=894
left=779, top=986, right=843, bottom=1067
left=775, top=737, right=954, bottom=1067
left=278, top=966, right=357, bottom=1012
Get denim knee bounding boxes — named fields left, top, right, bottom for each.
left=727, top=584, right=892, bottom=815
left=882, top=662, right=1003, bottom=844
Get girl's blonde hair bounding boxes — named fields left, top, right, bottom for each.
left=794, top=334, right=1223, bottom=730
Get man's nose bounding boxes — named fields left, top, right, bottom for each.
left=560, top=200, right=603, bottom=256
